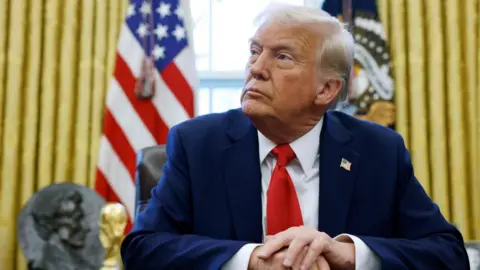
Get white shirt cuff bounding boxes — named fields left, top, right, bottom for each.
left=222, top=243, right=262, bottom=270
left=335, top=234, right=381, bottom=270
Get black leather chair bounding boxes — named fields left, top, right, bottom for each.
left=134, top=145, right=167, bottom=219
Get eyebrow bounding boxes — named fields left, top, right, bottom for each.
left=248, top=38, right=299, bottom=54
left=248, top=38, right=262, bottom=48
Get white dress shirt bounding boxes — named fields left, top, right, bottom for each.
left=223, top=119, right=381, bottom=269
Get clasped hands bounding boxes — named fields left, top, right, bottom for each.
left=248, top=226, right=355, bottom=270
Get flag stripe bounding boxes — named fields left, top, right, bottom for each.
left=96, top=170, right=133, bottom=233
left=107, top=78, right=157, bottom=150
left=102, top=109, right=137, bottom=179
left=95, top=169, right=115, bottom=201
left=117, top=24, right=143, bottom=77
left=113, top=54, right=169, bottom=144
left=173, top=48, right=198, bottom=91
left=161, top=62, right=194, bottom=117
left=97, top=136, right=136, bottom=218
left=152, top=70, right=191, bottom=128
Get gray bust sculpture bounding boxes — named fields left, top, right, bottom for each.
left=17, top=183, right=106, bottom=270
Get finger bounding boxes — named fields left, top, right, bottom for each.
left=257, top=234, right=293, bottom=259
left=264, top=235, right=272, bottom=243
left=301, top=237, right=327, bottom=270
left=256, top=258, right=268, bottom=270
left=292, top=246, right=308, bottom=270
left=283, top=237, right=310, bottom=267
left=315, top=256, right=330, bottom=270
left=271, top=250, right=287, bottom=268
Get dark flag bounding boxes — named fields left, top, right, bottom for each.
left=322, top=0, right=395, bottom=128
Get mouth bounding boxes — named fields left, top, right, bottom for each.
left=244, top=88, right=266, bottom=98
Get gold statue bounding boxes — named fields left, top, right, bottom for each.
left=356, top=101, right=396, bottom=127
left=99, top=203, right=128, bottom=270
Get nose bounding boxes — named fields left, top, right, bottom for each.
left=249, top=52, right=270, bottom=81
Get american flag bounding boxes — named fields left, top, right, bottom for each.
left=95, top=0, right=197, bottom=232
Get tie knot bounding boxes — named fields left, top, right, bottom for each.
left=271, top=144, right=296, bottom=166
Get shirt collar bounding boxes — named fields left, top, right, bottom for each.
left=258, top=118, right=323, bottom=171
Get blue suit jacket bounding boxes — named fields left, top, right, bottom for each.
left=121, top=109, right=469, bottom=270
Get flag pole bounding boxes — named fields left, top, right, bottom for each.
left=342, top=0, right=353, bottom=30
left=342, top=0, right=356, bottom=103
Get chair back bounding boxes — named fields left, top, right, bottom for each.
left=135, top=145, right=167, bottom=218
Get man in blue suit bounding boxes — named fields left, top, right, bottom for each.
left=121, top=4, right=469, bottom=270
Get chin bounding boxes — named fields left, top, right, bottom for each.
left=241, top=99, right=270, bottom=118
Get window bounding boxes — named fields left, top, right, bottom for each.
left=191, top=0, right=324, bottom=115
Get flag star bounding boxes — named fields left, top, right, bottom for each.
left=156, top=2, right=171, bottom=18
left=152, top=45, right=166, bottom=60
left=155, top=24, right=168, bottom=40
left=137, top=23, right=149, bottom=38
left=126, top=4, right=136, bottom=18
left=175, top=7, right=184, bottom=20
left=140, top=1, right=152, bottom=17
left=172, top=25, right=186, bottom=41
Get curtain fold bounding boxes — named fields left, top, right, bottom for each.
left=15, top=0, right=43, bottom=268
left=0, top=0, right=8, bottom=197
left=0, top=1, right=127, bottom=269
left=378, top=0, right=480, bottom=240
left=1, top=0, right=28, bottom=268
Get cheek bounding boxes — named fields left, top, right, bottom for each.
left=273, top=72, right=312, bottom=101
left=273, top=72, right=297, bottom=92
left=283, top=87, right=317, bottom=114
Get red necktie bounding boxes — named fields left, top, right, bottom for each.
left=266, top=144, right=303, bottom=235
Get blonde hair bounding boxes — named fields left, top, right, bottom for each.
left=254, top=3, right=355, bottom=108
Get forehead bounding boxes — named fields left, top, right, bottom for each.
left=250, top=22, right=322, bottom=51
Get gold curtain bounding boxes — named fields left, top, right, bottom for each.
left=378, top=0, right=480, bottom=240
left=0, top=0, right=128, bottom=269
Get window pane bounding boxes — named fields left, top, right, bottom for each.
left=191, top=0, right=211, bottom=71
left=191, top=0, right=305, bottom=72
left=210, top=0, right=304, bottom=71
left=196, top=88, right=243, bottom=115
left=211, top=88, right=243, bottom=113
left=190, top=0, right=210, bottom=19
left=196, top=88, right=212, bottom=116
left=195, top=55, right=210, bottom=72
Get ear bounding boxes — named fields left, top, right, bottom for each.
left=314, top=78, right=343, bottom=106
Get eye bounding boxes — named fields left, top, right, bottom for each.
left=278, top=53, right=292, bottom=60
left=250, top=49, right=259, bottom=56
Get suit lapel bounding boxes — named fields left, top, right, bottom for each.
left=318, top=113, right=360, bottom=237
left=221, top=110, right=263, bottom=243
